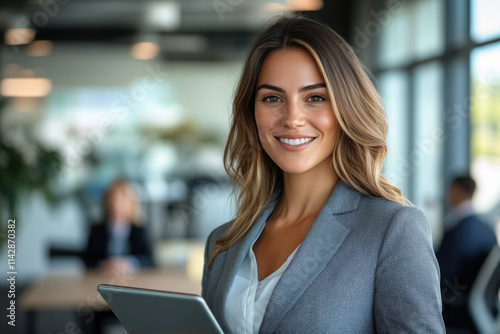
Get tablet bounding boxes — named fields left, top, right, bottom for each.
left=97, top=284, right=223, bottom=334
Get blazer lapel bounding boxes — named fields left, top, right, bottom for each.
left=211, top=195, right=280, bottom=332
left=259, top=181, right=360, bottom=333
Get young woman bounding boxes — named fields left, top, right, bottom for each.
left=202, top=16, right=445, bottom=333
left=83, top=179, right=154, bottom=273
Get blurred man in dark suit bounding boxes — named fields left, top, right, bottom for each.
left=437, top=175, right=497, bottom=332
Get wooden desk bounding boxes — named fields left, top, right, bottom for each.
left=19, top=268, right=202, bottom=333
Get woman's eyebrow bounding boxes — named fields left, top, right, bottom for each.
left=256, top=83, right=326, bottom=93
left=298, top=83, right=326, bottom=92
left=256, top=84, right=285, bottom=93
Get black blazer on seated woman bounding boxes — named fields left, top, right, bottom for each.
left=83, top=222, right=155, bottom=269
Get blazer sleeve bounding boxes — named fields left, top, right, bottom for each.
left=374, top=206, right=445, bottom=333
left=201, top=222, right=232, bottom=299
left=202, top=227, right=219, bottom=299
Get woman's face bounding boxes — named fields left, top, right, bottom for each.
left=254, top=48, right=337, bottom=175
left=106, top=187, right=131, bottom=224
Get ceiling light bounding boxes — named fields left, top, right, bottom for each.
left=130, top=42, right=160, bottom=60
left=4, top=28, right=36, bottom=45
left=264, top=2, right=289, bottom=11
left=26, top=40, right=53, bottom=57
left=4, top=14, right=36, bottom=45
left=287, top=0, right=323, bottom=11
left=1, top=78, right=52, bottom=97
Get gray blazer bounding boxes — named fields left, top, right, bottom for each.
left=202, top=181, right=445, bottom=333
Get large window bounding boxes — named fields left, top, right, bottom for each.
left=359, top=0, right=500, bottom=240
left=470, top=0, right=500, bottom=223
left=470, top=41, right=500, bottom=217
left=378, top=71, right=409, bottom=195
left=413, top=61, right=444, bottom=228
left=471, top=0, right=500, bottom=42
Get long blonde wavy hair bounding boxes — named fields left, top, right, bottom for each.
left=209, top=15, right=408, bottom=266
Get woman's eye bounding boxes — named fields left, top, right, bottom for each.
left=307, top=95, right=325, bottom=103
left=262, top=96, right=282, bottom=103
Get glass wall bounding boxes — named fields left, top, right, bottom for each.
left=470, top=0, right=500, bottom=224
left=363, top=0, right=500, bottom=240
left=379, top=70, right=409, bottom=195
left=471, top=42, right=500, bottom=218
left=413, top=61, right=444, bottom=228
left=471, top=0, right=500, bottom=42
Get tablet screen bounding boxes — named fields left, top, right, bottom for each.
left=97, top=284, right=223, bottom=334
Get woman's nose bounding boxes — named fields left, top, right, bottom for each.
left=281, top=101, right=306, bottom=128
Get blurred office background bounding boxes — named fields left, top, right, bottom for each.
left=0, top=0, right=499, bottom=333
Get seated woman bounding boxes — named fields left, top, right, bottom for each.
left=83, top=178, right=154, bottom=274
left=202, top=15, right=445, bottom=333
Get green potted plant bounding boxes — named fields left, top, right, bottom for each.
left=0, top=97, right=63, bottom=250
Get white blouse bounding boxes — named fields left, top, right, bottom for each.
left=224, top=241, right=299, bottom=334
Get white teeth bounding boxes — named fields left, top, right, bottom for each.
left=278, top=137, right=314, bottom=146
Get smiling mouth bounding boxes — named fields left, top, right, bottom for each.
left=277, top=137, right=315, bottom=146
